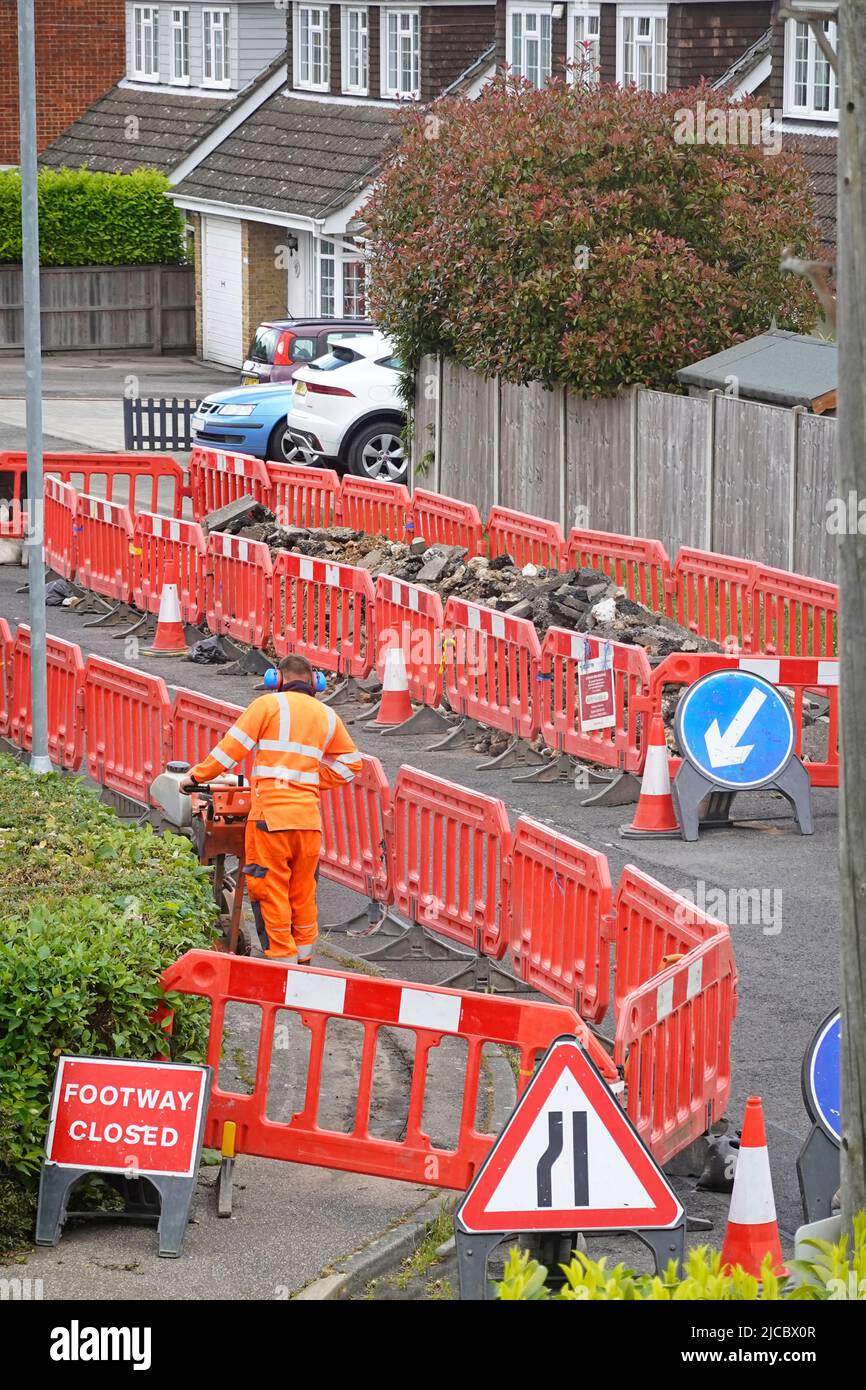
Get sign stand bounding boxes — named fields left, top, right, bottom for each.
left=35, top=1056, right=212, bottom=1259
left=672, top=670, right=813, bottom=841
left=796, top=1009, right=841, bottom=1222
left=454, top=1036, right=685, bottom=1300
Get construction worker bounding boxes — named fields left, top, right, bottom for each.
left=182, top=653, right=362, bottom=964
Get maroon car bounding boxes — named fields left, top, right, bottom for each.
left=240, top=317, right=376, bottom=385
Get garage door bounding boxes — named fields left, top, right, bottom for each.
left=202, top=216, right=243, bottom=367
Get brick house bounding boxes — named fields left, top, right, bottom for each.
left=0, top=0, right=125, bottom=165
left=768, top=0, right=838, bottom=252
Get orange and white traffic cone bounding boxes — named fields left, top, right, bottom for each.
left=620, top=713, right=681, bottom=837
left=375, top=647, right=413, bottom=726
left=144, top=561, right=188, bottom=656
left=721, top=1096, right=787, bottom=1278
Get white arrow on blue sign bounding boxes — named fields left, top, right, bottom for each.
left=677, top=669, right=795, bottom=791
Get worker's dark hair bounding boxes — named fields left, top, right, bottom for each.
left=278, top=653, right=314, bottom=684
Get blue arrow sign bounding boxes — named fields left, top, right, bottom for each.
left=677, top=670, right=795, bottom=790
left=803, top=1009, right=841, bottom=1147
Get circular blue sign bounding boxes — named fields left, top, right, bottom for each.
left=676, top=670, right=795, bottom=790
left=802, top=1009, right=841, bottom=1147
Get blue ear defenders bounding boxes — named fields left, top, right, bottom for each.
left=262, top=667, right=327, bottom=694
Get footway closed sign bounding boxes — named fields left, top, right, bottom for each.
left=45, top=1057, right=210, bottom=1178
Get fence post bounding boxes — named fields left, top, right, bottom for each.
left=151, top=266, right=164, bottom=356
left=492, top=374, right=501, bottom=509
left=558, top=386, right=567, bottom=532
left=434, top=354, right=444, bottom=494
left=788, top=405, right=805, bottom=572
left=705, top=389, right=721, bottom=551
left=629, top=383, right=641, bottom=535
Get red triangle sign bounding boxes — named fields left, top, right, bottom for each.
left=458, top=1036, right=683, bottom=1234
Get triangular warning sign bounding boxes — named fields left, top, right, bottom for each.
left=458, top=1035, right=683, bottom=1234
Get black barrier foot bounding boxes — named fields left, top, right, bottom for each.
left=580, top=769, right=642, bottom=807
left=380, top=704, right=453, bottom=737
left=323, top=898, right=385, bottom=936
left=476, top=737, right=545, bottom=773
left=426, top=717, right=480, bottom=752
left=797, top=1125, right=840, bottom=1223
left=113, top=609, right=151, bottom=641
left=363, top=916, right=468, bottom=963
left=512, top=753, right=574, bottom=784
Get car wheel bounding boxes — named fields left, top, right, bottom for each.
left=346, top=421, right=407, bottom=484
left=267, top=422, right=308, bottom=465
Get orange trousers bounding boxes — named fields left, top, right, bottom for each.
left=243, top=821, right=321, bottom=961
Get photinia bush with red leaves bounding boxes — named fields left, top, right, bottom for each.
left=364, top=77, right=819, bottom=394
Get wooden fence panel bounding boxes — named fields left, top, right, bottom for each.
left=0, top=264, right=194, bottom=352
left=794, top=411, right=837, bottom=581
left=500, top=380, right=562, bottom=523
left=566, top=392, right=631, bottom=534
left=439, top=359, right=497, bottom=518
left=713, top=395, right=793, bottom=568
left=412, top=354, right=440, bottom=488
left=637, top=390, right=709, bottom=553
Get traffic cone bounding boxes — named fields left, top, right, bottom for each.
left=620, top=713, right=681, bottom=837
left=721, top=1096, right=787, bottom=1278
left=375, top=647, right=413, bottom=726
left=144, top=561, right=188, bottom=655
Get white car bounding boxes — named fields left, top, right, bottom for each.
left=284, top=333, right=407, bottom=484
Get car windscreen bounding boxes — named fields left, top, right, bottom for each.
left=308, top=346, right=363, bottom=371
left=375, top=355, right=402, bottom=372
left=249, top=327, right=279, bottom=363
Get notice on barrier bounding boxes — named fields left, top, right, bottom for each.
left=45, top=1056, right=210, bottom=1177
left=577, top=640, right=616, bottom=732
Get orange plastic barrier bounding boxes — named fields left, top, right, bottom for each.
left=667, top=548, right=757, bottom=652
left=442, top=596, right=541, bottom=742
left=0, top=456, right=27, bottom=538
left=189, top=446, right=273, bottom=518
left=388, top=766, right=511, bottom=958
left=0, top=452, right=186, bottom=518
left=272, top=551, right=375, bottom=680
left=132, top=512, right=208, bottom=625
left=640, top=651, right=840, bottom=788
left=413, top=488, right=484, bottom=556
left=341, top=476, right=412, bottom=542
left=565, top=527, right=672, bottom=613
left=612, top=865, right=728, bottom=1017
left=267, top=462, right=341, bottom=529
left=751, top=564, right=838, bottom=657
left=161, top=948, right=617, bottom=1189
left=508, top=816, right=614, bottom=1024
left=74, top=493, right=134, bottom=603
left=9, top=625, right=85, bottom=771
left=615, top=931, right=738, bottom=1165
left=83, top=655, right=171, bottom=805
left=487, top=506, right=565, bottom=570
left=44, top=476, right=78, bottom=582
left=0, top=617, right=13, bottom=737
left=205, top=531, right=273, bottom=649
left=374, top=575, right=444, bottom=708
left=319, top=753, right=392, bottom=914
left=170, top=687, right=249, bottom=780
left=538, top=627, right=652, bottom=775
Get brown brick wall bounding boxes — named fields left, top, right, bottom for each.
left=768, top=3, right=785, bottom=111
left=242, top=221, right=289, bottom=355
left=0, top=0, right=125, bottom=164
left=599, top=3, right=616, bottom=83
left=330, top=4, right=342, bottom=94
left=421, top=5, right=495, bottom=101
left=667, top=3, right=772, bottom=89
left=369, top=5, right=381, bottom=97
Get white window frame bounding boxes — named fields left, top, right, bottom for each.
left=568, top=4, right=600, bottom=85
left=295, top=5, right=331, bottom=91
left=616, top=5, right=667, bottom=93
left=318, top=238, right=368, bottom=318
left=170, top=7, right=190, bottom=85
left=381, top=9, right=420, bottom=100
left=783, top=12, right=838, bottom=121
left=507, top=6, right=553, bottom=89
left=203, top=8, right=232, bottom=89
left=342, top=6, right=369, bottom=96
left=132, top=4, right=160, bottom=83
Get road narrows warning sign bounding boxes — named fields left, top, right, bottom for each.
left=458, top=1036, right=683, bottom=1234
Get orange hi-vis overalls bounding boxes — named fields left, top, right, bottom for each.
left=188, top=692, right=362, bottom=961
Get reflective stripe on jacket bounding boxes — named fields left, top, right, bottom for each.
left=188, top=691, right=363, bottom=831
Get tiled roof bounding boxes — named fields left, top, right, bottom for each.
left=38, top=85, right=233, bottom=176
left=712, top=27, right=773, bottom=91
left=170, top=92, right=401, bottom=219
left=786, top=132, right=838, bottom=251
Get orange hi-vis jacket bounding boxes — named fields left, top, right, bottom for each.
left=188, top=691, right=362, bottom=831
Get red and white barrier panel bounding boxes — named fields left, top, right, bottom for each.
left=1, top=451, right=187, bottom=530
left=170, top=688, right=250, bottom=782
left=487, top=506, right=565, bottom=571
left=374, top=575, right=445, bottom=710
left=161, top=948, right=616, bottom=1189
left=44, top=476, right=78, bottom=582
left=341, top=477, right=412, bottom=542
left=74, top=493, right=134, bottom=604
left=205, top=531, right=273, bottom=650
left=565, top=527, right=672, bottom=614
left=442, top=597, right=541, bottom=746
left=319, top=754, right=393, bottom=928
left=9, top=625, right=85, bottom=772
left=83, top=655, right=171, bottom=806
left=612, top=864, right=728, bottom=1017
left=189, top=446, right=272, bottom=519
left=666, top=548, right=756, bottom=652
left=751, top=564, right=838, bottom=658
left=267, top=461, right=341, bottom=529
left=413, top=488, right=484, bottom=556
left=508, top=816, right=614, bottom=1024
left=537, top=627, right=652, bottom=778
left=640, top=651, right=840, bottom=788
left=132, top=512, right=208, bottom=626
left=0, top=617, right=14, bottom=737
left=272, top=552, right=375, bottom=682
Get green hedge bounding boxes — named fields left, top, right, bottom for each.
left=0, top=167, right=186, bottom=266
left=0, top=758, right=218, bottom=1250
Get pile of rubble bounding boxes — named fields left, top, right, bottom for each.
left=224, top=507, right=721, bottom=664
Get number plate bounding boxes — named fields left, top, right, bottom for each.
left=294, top=381, right=307, bottom=396
left=242, top=375, right=259, bottom=385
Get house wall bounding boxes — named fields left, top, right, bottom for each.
left=667, top=2, right=772, bottom=88
left=241, top=220, right=291, bottom=352
left=0, top=0, right=125, bottom=164
left=420, top=6, right=496, bottom=101
left=123, top=1, right=284, bottom=92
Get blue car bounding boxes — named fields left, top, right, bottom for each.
left=191, top=382, right=302, bottom=463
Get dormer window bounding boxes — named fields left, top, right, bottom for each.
left=203, top=8, right=231, bottom=89
left=382, top=10, right=420, bottom=100
left=296, top=6, right=331, bottom=91
left=570, top=5, right=600, bottom=85
left=507, top=9, right=552, bottom=89
left=133, top=5, right=160, bottom=82
left=784, top=15, right=838, bottom=120
left=171, top=8, right=191, bottom=85
left=343, top=7, right=369, bottom=96
left=618, top=6, right=667, bottom=92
